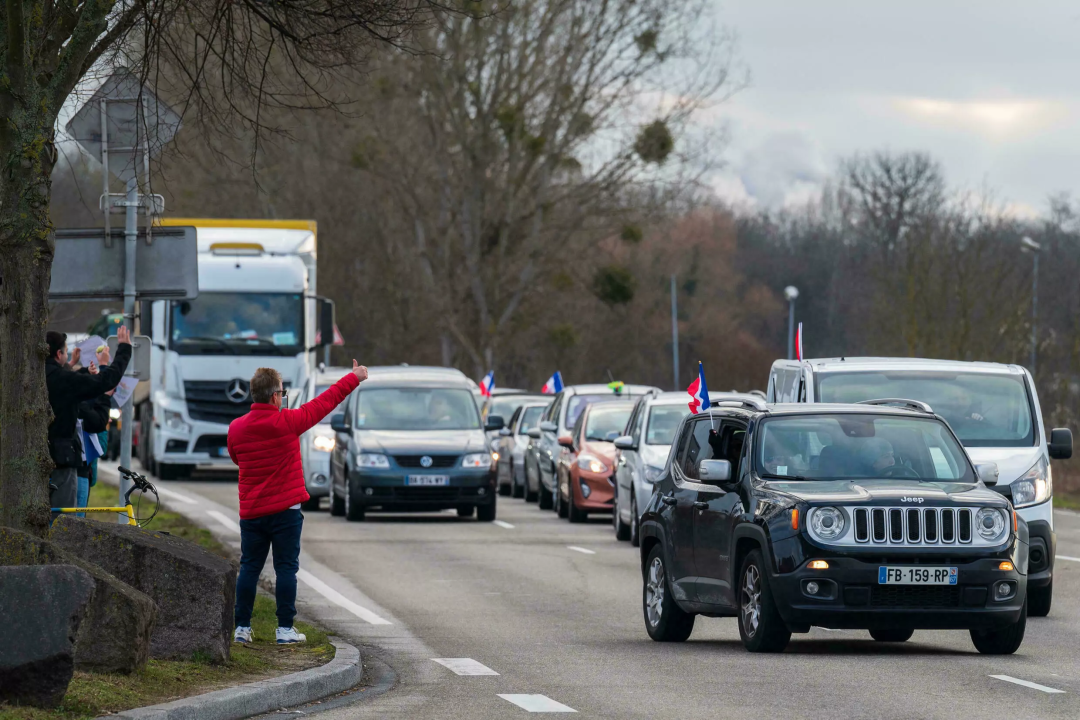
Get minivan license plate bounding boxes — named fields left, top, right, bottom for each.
left=878, top=566, right=958, bottom=585
left=407, top=475, right=450, bottom=486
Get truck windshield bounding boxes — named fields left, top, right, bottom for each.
left=355, top=388, right=481, bottom=430
left=170, top=293, right=304, bottom=356
left=816, top=371, right=1035, bottom=448
left=756, top=414, right=975, bottom=482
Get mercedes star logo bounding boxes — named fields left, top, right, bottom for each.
left=420, top=455, right=433, bottom=468
left=226, top=379, right=249, bottom=403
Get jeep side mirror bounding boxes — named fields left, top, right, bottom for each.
left=975, top=462, right=999, bottom=485
left=698, top=459, right=732, bottom=484
left=485, top=414, right=505, bottom=432
left=527, top=427, right=542, bottom=439
left=330, top=413, right=348, bottom=433
left=558, top=435, right=575, bottom=449
left=1049, top=428, right=1073, bottom=460
left=613, top=435, right=636, bottom=450
left=540, top=420, right=558, bottom=433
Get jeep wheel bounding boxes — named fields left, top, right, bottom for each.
left=869, top=628, right=914, bottom=643
left=737, top=550, right=791, bottom=653
left=643, top=546, right=695, bottom=642
left=630, top=493, right=640, bottom=548
left=329, top=482, right=345, bottom=516
left=1028, top=581, right=1052, bottom=617
left=345, top=479, right=365, bottom=522
left=970, top=598, right=1027, bottom=655
left=477, top=500, right=497, bottom=522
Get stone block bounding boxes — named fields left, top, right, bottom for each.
left=0, top=527, right=156, bottom=674
left=0, top=564, right=95, bottom=708
left=52, top=516, right=237, bottom=663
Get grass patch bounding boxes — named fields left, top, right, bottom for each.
left=1054, top=492, right=1080, bottom=512
left=3, top=484, right=336, bottom=720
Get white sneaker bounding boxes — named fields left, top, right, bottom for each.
left=276, top=626, right=306, bottom=644
left=233, top=626, right=253, bottom=643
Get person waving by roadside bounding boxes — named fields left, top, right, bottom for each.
left=228, top=360, right=368, bottom=644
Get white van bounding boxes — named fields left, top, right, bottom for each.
left=767, top=357, right=1073, bottom=617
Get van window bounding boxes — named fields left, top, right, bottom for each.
left=816, top=371, right=1035, bottom=448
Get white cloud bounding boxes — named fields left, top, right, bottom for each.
left=887, top=97, right=1068, bottom=139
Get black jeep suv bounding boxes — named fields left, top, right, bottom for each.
left=639, top=400, right=1029, bottom=654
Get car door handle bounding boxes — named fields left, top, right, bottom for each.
left=661, top=495, right=677, bottom=506
left=692, top=501, right=708, bottom=510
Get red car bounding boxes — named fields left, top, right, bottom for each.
left=555, top=401, right=636, bottom=522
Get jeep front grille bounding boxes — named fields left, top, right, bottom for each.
left=851, top=506, right=973, bottom=546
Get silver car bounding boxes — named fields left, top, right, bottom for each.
left=292, top=365, right=354, bottom=510
left=495, top=399, right=550, bottom=499
left=612, top=391, right=764, bottom=545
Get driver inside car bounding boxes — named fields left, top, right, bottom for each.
left=859, top=437, right=896, bottom=474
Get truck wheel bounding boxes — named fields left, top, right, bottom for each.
left=737, top=550, right=791, bottom=653
left=477, top=500, right=497, bottom=522
left=329, top=482, right=345, bottom=517
left=1028, top=580, right=1052, bottom=617
left=869, top=628, right=914, bottom=642
left=345, top=479, right=365, bottom=522
left=970, top=598, right=1027, bottom=655
left=643, top=545, right=695, bottom=642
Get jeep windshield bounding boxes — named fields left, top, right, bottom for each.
left=756, top=414, right=975, bottom=483
left=816, top=371, right=1034, bottom=448
left=354, top=388, right=481, bottom=431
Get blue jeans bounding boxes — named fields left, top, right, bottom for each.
left=235, top=509, right=303, bottom=628
left=76, top=475, right=89, bottom=517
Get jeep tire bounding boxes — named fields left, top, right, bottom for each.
left=737, top=550, right=791, bottom=653
left=643, top=545, right=695, bottom=642
left=970, top=598, right=1027, bottom=655
left=869, top=628, right=914, bottom=643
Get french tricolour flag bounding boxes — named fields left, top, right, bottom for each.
left=686, top=361, right=710, bottom=414
left=479, top=371, right=495, bottom=398
left=542, top=371, right=564, bottom=395
left=796, top=322, right=804, bottom=361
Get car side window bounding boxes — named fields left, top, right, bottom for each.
left=508, top=406, right=522, bottom=432
left=571, top=411, right=585, bottom=444
left=714, top=420, right=749, bottom=479
left=631, top=401, right=647, bottom=443
left=682, top=419, right=719, bottom=480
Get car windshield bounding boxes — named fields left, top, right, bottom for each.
left=566, top=393, right=635, bottom=429
left=316, top=384, right=349, bottom=415
left=816, top=371, right=1035, bottom=447
left=170, top=293, right=304, bottom=356
left=756, top=414, right=975, bottom=482
left=354, top=388, right=481, bottom=430
left=584, top=404, right=634, bottom=441
left=646, top=405, right=690, bottom=445
left=517, top=405, right=545, bottom=434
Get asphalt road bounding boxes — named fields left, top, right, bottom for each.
left=105, top=462, right=1080, bottom=719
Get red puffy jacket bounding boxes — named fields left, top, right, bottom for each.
left=229, top=373, right=359, bottom=519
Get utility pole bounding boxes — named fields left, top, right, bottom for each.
left=784, top=286, right=799, bottom=360
left=1021, top=237, right=1041, bottom=376
left=671, top=274, right=680, bottom=390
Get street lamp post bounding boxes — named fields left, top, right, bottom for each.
left=1021, top=237, right=1041, bottom=376
left=784, top=286, right=799, bottom=360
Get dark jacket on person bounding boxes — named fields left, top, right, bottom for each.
left=45, top=343, right=131, bottom=468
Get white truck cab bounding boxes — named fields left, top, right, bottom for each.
left=767, top=356, right=1073, bottom=617
left=138, top=219, right=334, bottom=479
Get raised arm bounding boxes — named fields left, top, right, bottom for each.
left=282, top=361, right=368, bottom=436
left=69, top=328, right=132, bottom=402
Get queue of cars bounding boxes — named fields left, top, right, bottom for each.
left=294, top=355, right=1072, bottom=656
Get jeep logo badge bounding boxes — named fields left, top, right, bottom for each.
left=226, top=379, right=249, bottom=403
left=900, top=496, right=924, bottom=504
left=420, top=456, right=433, bottom=468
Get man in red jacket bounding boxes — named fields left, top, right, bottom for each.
left=228, top=360, right=367, bottom=644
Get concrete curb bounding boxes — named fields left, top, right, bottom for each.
left=97, top=638, right=361, bottom=720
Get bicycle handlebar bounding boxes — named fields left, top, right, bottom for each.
left=118, top=466, right=158, bottom=507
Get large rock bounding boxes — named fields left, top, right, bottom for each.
left=0, top=564, right=95, bottom=708
left=52, top=516, right=237, bottom=663
left=0, top=527, right=156, bottom=674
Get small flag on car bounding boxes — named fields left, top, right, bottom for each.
left=542, top=371, right=564, bottom=395
left=796, top=322, right=804, bottom=361
left=686, top=361, right=710, bottom=414
left=479, top=371, right=495, bottom=397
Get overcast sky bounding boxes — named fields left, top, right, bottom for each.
left=709, top=0, right=1080, bottom=215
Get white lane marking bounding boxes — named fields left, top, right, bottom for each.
left=154, top=486, right=199, bottom=505
left=989, top=675, right=1066, bottom=694
left=432, top=658, right=499, bottom=676
left=206, top=510, right=241, bottom=534
left=296, top=568, right=392, bottom=625
left=1056, top=555, right=1080, bottom=562
left=566, top=546, right=595, bottom=555
left=498, top=694, right=577, bottom=713
left=493, top=520, right=515, bottom=529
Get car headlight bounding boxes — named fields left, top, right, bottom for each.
left=577, top=454, right=607, bottom=474
left=809, top=506, right=845, bottom=540
left=462, top=453, right=492, bottom=468
left=109, top=408, right=122, bottom=420
left=356, top=453, right=390, bottom=469
left=1011, top=457, right=1052, bottom=508
left=975, top=507, right=1008, bottom=541
left=312, top=434, right=336, bottom=453
left=643, top=465, right=664, bottom=483
left=164, top=410, right=191, bottom=435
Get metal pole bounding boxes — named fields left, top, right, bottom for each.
left=671, top=274, right=680, bottom=390
left=118, top=176, right=138, bottom=520
left=787, top=299, right=796, bottom=360
left=1031, top=251, right=1038, bottom=376
left=100, top=100, right=110, bottom=240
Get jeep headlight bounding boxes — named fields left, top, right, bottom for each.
left=312, top=434, right=336, bottom=453
left=462, top=453, right=492, bottom=468
left=809, top=506, right=845, bottom=540
left=975, top=507, right=1007, bottom=541
left=1011, top=456, right=1052, bottom=508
